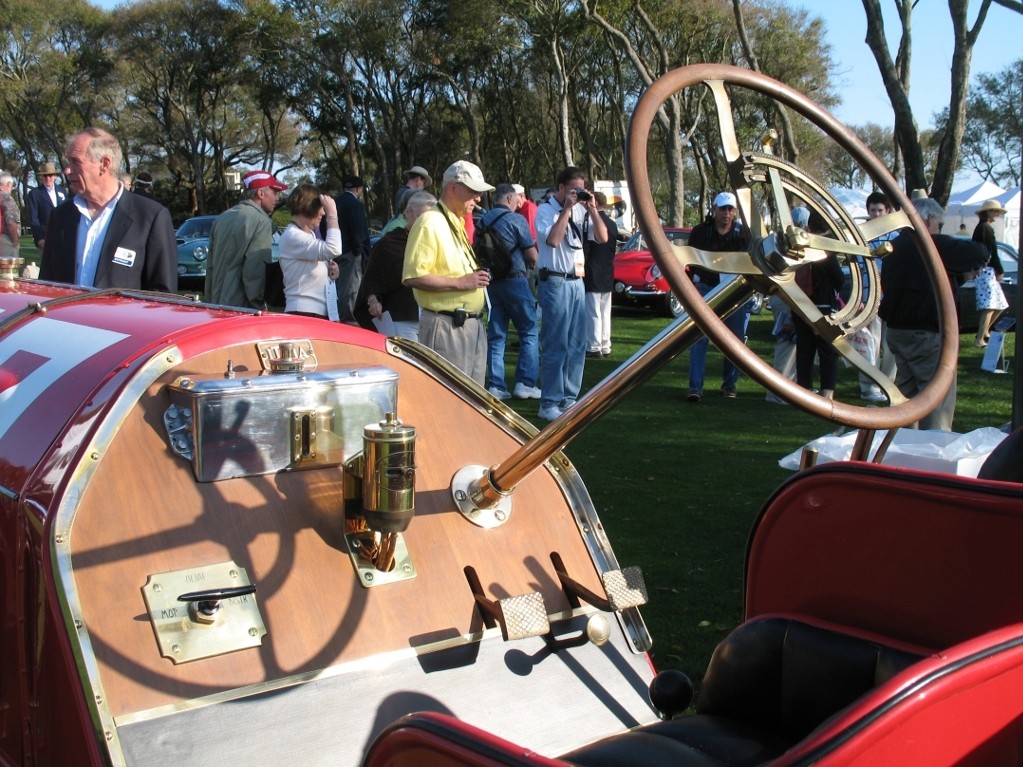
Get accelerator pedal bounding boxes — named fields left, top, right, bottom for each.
left=552, top=552, right=648, bottom=612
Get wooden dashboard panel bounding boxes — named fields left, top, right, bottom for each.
left=67, top=340, right=608, bottom=718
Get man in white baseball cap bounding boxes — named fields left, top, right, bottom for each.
left=403, top=160, right=495, bottom=383
left=207, top=169, right=288, bottom=308
left=511, top=183, right=538, bottom=239
left=685, top=190, right=752, bottom=402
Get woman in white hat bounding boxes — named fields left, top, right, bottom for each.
left=971, top=199, right=1008, bottom=347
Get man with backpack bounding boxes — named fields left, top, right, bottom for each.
left=475, top=183, right=540, bottom=401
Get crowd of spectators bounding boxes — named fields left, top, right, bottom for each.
left=7, top=132, right=1009, bottom=432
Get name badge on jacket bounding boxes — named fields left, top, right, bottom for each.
left=113, top=247, right=137, bottom=267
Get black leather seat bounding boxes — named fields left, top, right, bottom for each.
left=978, top=426, right=1023, bottom=483
left=561, top=617, right=924, bottom=767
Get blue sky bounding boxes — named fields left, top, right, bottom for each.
left=804, top=1, right=1020, bottom=131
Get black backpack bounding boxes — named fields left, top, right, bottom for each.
left=473, top=210, right=514, bottom=279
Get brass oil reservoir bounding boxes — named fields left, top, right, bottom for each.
left=361, top=413, right=416, bottom=534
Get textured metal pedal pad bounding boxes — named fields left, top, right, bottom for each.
left=498, top=592, right=551, bottom=640
left=601, top=567, right=648, bottom=610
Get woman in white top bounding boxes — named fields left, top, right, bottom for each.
left=279, top=184, right=343, bottom=318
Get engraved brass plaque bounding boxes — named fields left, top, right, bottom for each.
left=256, top=338, right=318, bottom=371
left=141, top=562, right=266, bottom=664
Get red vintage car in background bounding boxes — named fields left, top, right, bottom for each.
left=2, top=64, right=1022, bottom=767
left=612, top=226, right=691, bottom=317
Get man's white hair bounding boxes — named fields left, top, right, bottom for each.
left=912, top=196, right=944, bottom=223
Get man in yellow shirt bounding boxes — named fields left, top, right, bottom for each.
left=403, top=161, right=494, bottom=384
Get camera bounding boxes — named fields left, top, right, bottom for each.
left=573, top=188, right=592, bottom=202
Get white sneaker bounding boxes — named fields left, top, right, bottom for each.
left=487, top=386, right=512, bottom=400
left=513, top=383, right=542, bottom=399
left=537, top=405, right=563, bottom=422
left=861, top=390, right=887, bottom=403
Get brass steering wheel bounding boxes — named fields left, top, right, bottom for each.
left=626, top=64, right=958, bottom=431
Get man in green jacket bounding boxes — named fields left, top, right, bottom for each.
left=207, top=170, right=287, bottom=308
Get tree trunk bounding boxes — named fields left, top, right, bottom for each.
left=860, top=0, right=928, bottom=194
left=551, top=35, right=575, bottom=168
left=731, top=0, right=799, bottom=163
left=583, top=0, right=686, bottom=223
left=931, top=0, right=992, bottom=205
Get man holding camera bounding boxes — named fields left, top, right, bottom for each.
left=535, top=166, right=608, bottom=421
left=403, top=160, right=494, bottom=384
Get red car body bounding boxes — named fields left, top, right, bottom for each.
left=0, top=276, right=654, bottom=766
left=612, top=226, right=691, bottom=317
left=2, top=265, right=1023, bottom=767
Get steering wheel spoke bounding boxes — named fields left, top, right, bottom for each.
left=627, top=64, right=957, bottom=429
left=671, top=245, right=764, bottom=276
left=860, top=210, right=911, bottom=243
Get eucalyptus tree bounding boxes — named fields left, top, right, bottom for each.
left=284, top=0, right=481, bottom=219
left=0, top=0, right=115, bottom=180
left=504, top=0, right=594, bottom=169
left=729, top=1, right=837, bottom=165
left=112, top=0, right=284, bottom=214
left=860, top=0, right=1022, bottom=204
left=819, top=122, right=897, bottom=190
left=405, top=0, right=524, bottom=172
left=582, top=0, right=734, bottom=224
left=937, top=58, right=1022, bottom=188
left=228, top=0, right=304, bottom=180
left=584, top=0, right=835, bottom=223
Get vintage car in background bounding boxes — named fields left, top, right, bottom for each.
left=175, top=214, right=216, bottom=289
left=176, top=214, right=283, bottom=294
left=2, top=64, right=1022, bottom=767
left=958, top=240, right=1017, bottom=332
left=612, top=226, right=691, bottom=317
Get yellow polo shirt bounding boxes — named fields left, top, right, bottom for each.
left=402, top=203, right=485, bottom=313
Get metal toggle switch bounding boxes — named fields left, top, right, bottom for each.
left=142, top=562, right=266, bottom=664
left=178, top=584, right=258, bottom=625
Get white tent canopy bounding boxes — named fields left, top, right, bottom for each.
left=946, top=179, right=1006, bottom=207
left=828, top=187, right=868, bottom=221
left=949, top=184, right=1020, bottom=247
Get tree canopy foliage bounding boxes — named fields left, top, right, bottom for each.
left=936, top=57, right=1022, bottom=188
left=0, top=0, right=844, bottom=224
left=0, top=0, right=1015, bottom=225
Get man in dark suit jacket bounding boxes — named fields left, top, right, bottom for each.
left=25, top=162, right=66, bottom=251
left=40, top=128, right=177, bottom=293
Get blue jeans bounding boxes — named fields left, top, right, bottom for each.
left=538, top=275, right=587, bottom=409
left=688, top=283, right=752, bottom=393
left=486, top=277, right=539, bottom=391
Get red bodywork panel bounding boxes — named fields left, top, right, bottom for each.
left=5, top=281, right=1023, bottom=766
left=747, top=462, right=1023, bottom=649
left=0, top=284, right=388, bottom=766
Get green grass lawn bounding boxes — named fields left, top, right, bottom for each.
left=495, top=306, right=1016, bottom=679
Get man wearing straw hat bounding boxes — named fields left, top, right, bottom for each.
left=26, top=162, right=66, bottom=252
left=395, top=165, right=433, bottom=211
